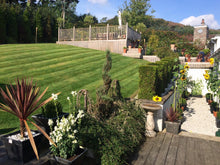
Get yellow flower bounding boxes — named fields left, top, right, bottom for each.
left=181, top=75, right=186, bottom=81
left=210, top=58, right=214, bottom=65
left=203, top=73, right=210, bottom=80
left=185, top=62, right=188, bottom=65
left=152, top=96, right=162, bottom=102
left=205, top=70, right=209, bottom=74
left=184, top=65, right=190, bottom=69
left=180, top=69, right=185, bottom=74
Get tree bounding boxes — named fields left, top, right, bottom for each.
left=122, top=0, right=154, bottom=27
left=84, top=15, right=94, bottom=25
left=100, top=17, right=107, bottom=23
left=135, top=22, right=146, bottom=33
left=54, top=0, right=79, bottom=28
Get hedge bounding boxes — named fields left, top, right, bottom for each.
left=138, top=65, right=157, bottom=99
left=138, top=57, right=177, bottom=99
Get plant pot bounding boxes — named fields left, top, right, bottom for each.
left=208, top=100, right=213, bottom=105
left=216, top=119, right=220, bottom=128
left=1, top=130, right=49, bottom=164
left=32, top=112, right=69, bottom=134
left=123, top=48, right=127, bottom=53
left=51, top=148, right=88, bottom=165
left=138, top=48, right=141, bottom=53
left=213, top=111, right=218, bottom=117
left=165, top=120, right=181, bottom=134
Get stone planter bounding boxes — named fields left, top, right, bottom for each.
left=165, top=120, right=181, bottom=134
left=1, top=130, right=48, bottom=164
left=32, top=112, right=69, bottom=134
left=51, top=148, right=88, bottom=165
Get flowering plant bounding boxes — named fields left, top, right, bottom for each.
left=49, top=110, right=85, bottom=159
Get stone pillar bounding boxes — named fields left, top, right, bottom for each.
left=107, top=24, right=109, bottom=40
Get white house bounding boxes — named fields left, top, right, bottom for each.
left=209, top=34, right=220, bottom=55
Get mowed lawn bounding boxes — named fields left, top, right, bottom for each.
left=0, top=43, right=148, bottom=134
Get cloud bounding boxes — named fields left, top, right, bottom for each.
left=88, top=0, right=107, bottom=5
left=180, top=14, right=220, bottom=29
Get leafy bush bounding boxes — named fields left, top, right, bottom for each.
left=41, top=100, right=63, bottom=118
left=79, top=102, right=145, bottom=164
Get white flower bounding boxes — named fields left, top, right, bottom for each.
left=67, top=97, right=70, bottom=100
left=48, top=119, right=53, bottom=126
left=51, top=93, right=58, bottom=100
left=72, top=139, right=77, bottom=144
left=73, top=130, right=78, bottom=134
left=71, top=91, right=77, bottom=96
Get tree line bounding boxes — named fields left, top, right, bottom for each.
left=0, top=0, right=99, bottom=44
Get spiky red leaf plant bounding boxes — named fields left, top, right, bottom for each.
left=165, top=107, right=180, bottom=122
left=0, top=78, right=57, bottom=160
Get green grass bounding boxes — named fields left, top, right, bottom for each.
left=0, top=43, right=148, bottom=134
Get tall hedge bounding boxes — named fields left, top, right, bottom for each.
left=138, top=57, right=177, bottom=99
left=138, top=65, right=157, bottom=99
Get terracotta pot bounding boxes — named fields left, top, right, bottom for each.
left=138, top=48, right=141, bottom=53
left=214, top=111, right=218, bottom=117
left=123, top=48, right=127, bottom=53
left=197, top=59, right=201, bottom=62
left=187, top=58, right=191, bottom=62
left=208, top=100, right=213, bottom=105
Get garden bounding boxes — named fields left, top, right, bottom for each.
left=0, top=43, right=218, bottom=165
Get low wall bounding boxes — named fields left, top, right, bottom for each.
left=138, top=91, right=175, bottom=132
left=57, top=40, right=127, bottom=54
left=143, top=55, right=160, bottom=62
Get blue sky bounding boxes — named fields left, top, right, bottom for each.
left=76, top=0, right=220, bottom=29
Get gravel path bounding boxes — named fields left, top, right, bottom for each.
left=181, top=97, right=218, bottom=136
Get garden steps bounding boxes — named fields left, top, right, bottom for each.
left=123, top=48, right=141, bottom=59
left=130, top=132, right=220, bottom=165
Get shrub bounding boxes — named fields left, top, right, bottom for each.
left=41, top=100, right=63, bottom=118
left=138, top=65, right=157, bottom=99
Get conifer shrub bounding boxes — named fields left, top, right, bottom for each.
left=138, top=65, right=157, bottom=99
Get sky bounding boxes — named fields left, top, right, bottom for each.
left=76, top=0, right=220, bottom=29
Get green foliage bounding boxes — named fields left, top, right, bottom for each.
left=147, top=33, right=159, bottom=54
left=135, top=22, right=147, bottom=33
left=139, top=57, right=177, bottom=99
left=84, top=15, right=94, bottom=25
left=138, top=65, right=157, bottom=99
left=79, top=102, right=145, bottom=164
left=41, top=100, right=63, bottom=118
left=95, top=50, right=123, bottom=120
left=122, top=0, right=153, bottom=26
left=191, top=80, right=203, bottom=96
left=156, top=47, right=176, bottom=59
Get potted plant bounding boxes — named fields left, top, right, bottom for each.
left=0, top=78, right=56, bottom=164
left=216, top=112, right=220, bottom=128
left=179, top=98, right=187, bottom=111
left=210, top=101, right=218, bottom=114
left=165, top=107, right=181, bottom=134
left=138, top=45, right=142, bottom=53
left=205, top=93, right=213, bottom=103
left=49, top=110, right=88, bottom=165
left=32, top=96, right=68, bottom=134
left=123, top=47, right=127, bottom=53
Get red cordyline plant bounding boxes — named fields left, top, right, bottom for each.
left=165, top=107, right=179, bottom=122
left=0, top=78, right=57, bottom=160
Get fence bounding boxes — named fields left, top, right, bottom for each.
left=58, top=25, right=127, bottom=41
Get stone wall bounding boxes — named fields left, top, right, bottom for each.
left=56, top=40, right=127, bottom=54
